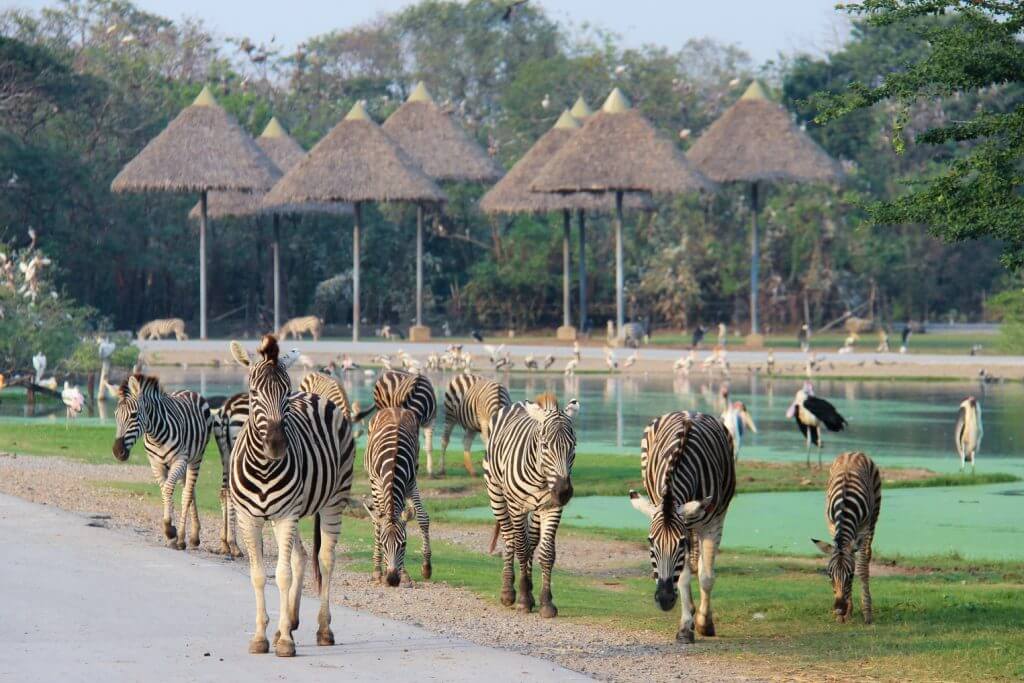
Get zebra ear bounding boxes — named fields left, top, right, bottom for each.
left=564, top=398, right=580, bottom=422
left=127, top=375, right=142, bottom=397
left=629, top=489, right=656, bottom=518
left=679, top=496, right=715, bottom=524
left=812, top=538, right=834, bottom=555
left=280, top=348, right=301, bottom=369
left=229, top=341, right=252, bottom=367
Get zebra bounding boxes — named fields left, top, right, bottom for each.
left=210, top=391, right=248, bottom=557
left=484, top=397, right=578, bottom=618
left=277, top=315, right=323, bottom=341
left=362, top=407, right=431, bottom=586
left=440, top=374, right=511, bottom=477
left=955, top=396, right=983, bottom=473
left=362, top=370, right=437, bottom=474
left=137, top=318, right=188, bottom=341
left=112, top=374, right=212, bottom=550
left=812, top=451, right=882, bottom=624
left=628, top=411, right=735, bottom=643
left=228, top=335, right=355, bottom=657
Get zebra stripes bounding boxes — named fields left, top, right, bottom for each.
left=441, top=374, right=511, bottom=477
left=484, top=398, right=578, bottom=618
left=112, top=375, right=212, bottom=550
left=369, top=370, right=437, bottom=473
left=629, top=411, right=735, bottom=643
left=211, top=391, right=248, bottom=557
left=229, top=335, right=355, bottom=658
left=812, top=451, right=881, bottom=624
left=299, top=371, right=355, bottom=420
left=363, top=407, right=431, bottom=586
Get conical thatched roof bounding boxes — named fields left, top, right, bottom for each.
left=188, top=118, right=351, bottom=220
left=570, top=96, right=593, bottom=121
left=381, top=82, right=502, bottom=182
left=686, top=81, right=842, bottom=184
left=480, top=110, right=652, bottom=215
left=263, top=102, right=445, bottom=207
left=112, top=86, right=278, bottom=194
left=532, top=88, right=715, bottom=195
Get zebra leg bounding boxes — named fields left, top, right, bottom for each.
left=227, top=497, right=242, bottom=557
left=285, top=533, right=305, bottom=634
left=370, top=507, right=383, bottom=584
left=183, top=464, right=201, bottom=548
left=149, top=460, right=174, bottom=541
left=676, top=549, right=697, bottom=643
left=162, top=459, right=188, bottom=549
left=270, top=517, right=298, bottom=657
left=462, top=430, right=477, bottom=477
left=857, top=537, right=873, bottom=624
left=512, top=513, right=535, bottom=612
left=219, top=488, right=230, bottom=555
left=537, top=508, right=563, bottom=618
left=316, top=510, right=341, bottom=646
left=410, top=483, right=432, bottom=579
left=422, top=421, right=435, bottom=477
left=239, top=514, right=270, bottom=654
left=439, top=419, right=456, bottom=477
left=695, top=530, right=722, bottom=637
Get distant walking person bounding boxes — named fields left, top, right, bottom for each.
left=955, top=396, right=983, bottom=474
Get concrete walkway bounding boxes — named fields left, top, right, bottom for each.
left=0, top=494, right=585, bottom=682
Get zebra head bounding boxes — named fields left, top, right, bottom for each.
left=231, top=335, right=298, bottom=461
left=361, top=497, right=407, bottom=587
left=112, top=377, right=142, bottom=461
left=812, top=538, right=855, bottom=621
left=524, top=400, right=577, bottom=507
left=629, top=489, right=714, bottom=611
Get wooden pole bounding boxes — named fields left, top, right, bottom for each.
left=416, top=204, right=424, bottom=327
left=272, top=213, right=281, bottom=332
left=352, top=202, right=361, bottom=343
left=562, top=209, right=571, bottom=328
left=614, top=190, right=625, bottom=337
left=199, top=190, right=208, bottom=340
left=750, top=182, right=760, bottom=335
left=577, top=209, right=587, bottom=332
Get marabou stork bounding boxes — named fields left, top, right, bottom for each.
left=955, top=396, right=983, bottom=474
left=786, top=381, right=847, bottom=467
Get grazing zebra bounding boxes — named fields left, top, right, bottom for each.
left=211, top=391, right=248, bottom=557
left=137, top=318, right=188, bottom=341
left=628, top=411, right=735, bottom=643
left=812, top=451, right=882, bottom=624
left=229, top=335, right=355, bottom=658
left=277, top=315, right=323, bottom=341
left=112, top=375, right=212, bottom=549
left=362, top=407, right=431, bottom=586
left=363, top=370, right=437, bottom=474
left=955, top=396, right=983, bottom=474
left=440, top=374, right=511, bottom=477
left=485, top=397, right=578, bottom=618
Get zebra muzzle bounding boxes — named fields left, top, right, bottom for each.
left=655, top=580, right=678, bottom=611
left=263, top=421, right=287, bottom=459
left=385, top=569, right=401, bottom=587
left=552, top=477, right=574, bottom=506
left=112, top=438, right=129, bottom=461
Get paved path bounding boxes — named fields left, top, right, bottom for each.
left=0, top=494, right=585, bottom=682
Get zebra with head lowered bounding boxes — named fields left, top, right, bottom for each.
left=363, top=407, right=431, bottom=586
left=629, top=411, right=735, bottom=643
left=812, top=451, right=882, bottom=624
left=229, top=335, right=355, bottom=658
left=112, top=374, right=212, bottom=549
left=363, top=370, right=437, bottom=473
left=485, top=396, right=578, bottom=618
left=440, top=374, right=511, bottom=477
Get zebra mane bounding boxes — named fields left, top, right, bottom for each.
left=393, top=372, right=420, bottom=405
left=533, top=392, right=559, bottom=411
left=117, top=377, right=132, bottom=400
left=258, top=334, right=280, bottom=362
left=660, top=418, right=692, bottom=516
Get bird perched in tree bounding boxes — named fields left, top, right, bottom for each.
left=496, top=0, right=528, bottom=22
left=691, top=325, right=706, bottom=349
left=721, top=401, right=757, bottom=460
left=955, top=396, right=983, bottom=474
left=786, top=381, right=847, bottom=468
left=61, top=381, right=84, bottom=427
left=32, top=352, right=46, bottom=384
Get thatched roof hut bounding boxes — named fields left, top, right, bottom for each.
left=686, top=81, right=842, bottom=184
left=531, top=88, right=714, bottom=195
left=381, top=82, right=502, bottom=182
left=111, top=86, right=278, bottom=194
left=570, top=96, right=593, bottom=121
left=263, top=101, right=444, bottom=207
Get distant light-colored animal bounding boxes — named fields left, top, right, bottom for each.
left=838, top=333, right=858, bottom=354
left=876, top=329, right=889, bottom=353
left=843, top=316, right=874, bottom=334
left=812, top=452, right=881, bottom=624
left=564, top=358, right=578, bottom=376
left=32, top=351, right=46, bottom=384
left=766, top=349, right=775, bottom=376
left=720, top=401, right=757, bottom=459
left=524, top=354, right=539, bottom=371
left=441, top=374, right=511, bottom=477
left=717, top=323, right=727, bottom=346
left=604, top=347, right=618, bottom=372
left=138, top=318, right=188, bottom=341
left=277, top=315, right=322, bottom=341
left=955, top=396, right=982, bottom=474
left=573, top=340, right=581, bottom=363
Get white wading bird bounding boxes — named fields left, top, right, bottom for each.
left=955, top=396, right=983, bottom=474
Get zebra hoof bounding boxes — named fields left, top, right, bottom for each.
left=163, top=523, right=177, bottom=540
left=500, top=590, right=516, bottom=607
left=274, top=639, right=296, bottom=658
left=515, top=595, right=534, bottom=613
left=676, top=628, right=695, bottom=644
left=863, top=612, right=873, bottom=625
left=188, top=536, right=200, bottom=549
left=230, top=544, right=244, bottom=558
left=421, top=562, right=432, bottom=580
left=371, top=571, right=383, bottom=584
left=249, top=638, right=269, bottom=654
left=175, top=540, right=186, bottom=551
left=696, top=616, right=715, bottom=637
left=540, top=603, right=558, bottom=619
left=317, top=628, right=335, bottom=646
left=219, top=541, right=232, bottom=556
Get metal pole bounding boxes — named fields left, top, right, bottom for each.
left=353, top=202, right=361, bottom=342
left=562, top=209, right=571, bottom=328
left=416, top=204, right=424, bottom=327
left=750, top=182, right=760, bottom=335
left=272, top=213, right=281, bottom=332
left=199, top=190, right=208, bottom=340
left=615, top=190, right=625, bottom=337
left=577, top=209, right=587, bottom=332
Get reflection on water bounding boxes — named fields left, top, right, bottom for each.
left=3, top=366, right=1020, bottom=463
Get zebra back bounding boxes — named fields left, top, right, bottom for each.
left=300, top=371, right=353, bottom=419
left=373, top=370, right=436, bottom=428
left=445, top=374, right=510, bottom=433
left=825, top=451, right=881, bottom=546
left=119, top=374, right=211, bottom=463
left=365, top=407, right=421, bottom=518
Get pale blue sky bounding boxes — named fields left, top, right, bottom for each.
left=11, top=0, right=850, bottom=64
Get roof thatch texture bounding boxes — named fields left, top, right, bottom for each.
left=263, top=102, right=445, bottom=208
left=112, top=86, right=278, bottom=194
left=480, top=110, right=652, bottom=215
left=532, top=88, right=715, bottom=195
left=381, top=82, right=502, bottom=182
left=686, top=81, right=842, bottom=184
left=188, top=117, right=351, bottom=220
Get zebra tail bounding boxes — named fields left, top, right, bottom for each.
left=353, top=404, right=378, bottom=422
left=312, top=513, right=323, bottom=593
left=488, top=521, right=501, bottom=554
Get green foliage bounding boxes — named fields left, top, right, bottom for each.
left=64, top=332, right=139, bottom=374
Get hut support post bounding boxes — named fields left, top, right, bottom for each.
left=272, top=214, right=281, bottom=332
left=562, top=209, right=571, bottom=328
left=199, top=190, right=208, bottom=340
left=614, top=190, right=625, bottom=338
left=353, top=202, right=362, bottom=343
left=578, top=210, right=587, bottom=332
left=749, top=182, right=760, bottom=336
left=416, top=204, right=424, bottom=327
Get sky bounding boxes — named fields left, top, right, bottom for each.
left=10, top=1, right=851, bottom=64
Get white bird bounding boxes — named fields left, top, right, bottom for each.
left=623, top=350, right=639, bottom=368
left=604, top=347, right=618, bottom=372
left=955, top=396, right=983, bottom=474
left=717, top=322, right=728, bottom=346
left=97, top=338, right=116, bottom=360
left=673, top=350, right=694, bottom=375
left=766, top=349, right=775, bottom=376
left=728, top=77, right=741, bottom=87
left=721, top=401, right=758, bottom=460
left=564, top=358, right=578, bottom=376
left=32, top=352, right=46, bottom=384
left=543, top=354, right=556, bottom=370
left=120, top=33, right=136, bottom=44
left=541, top=93, right=551, bottom=110
left=524, top=354, right=539, bottom=371
left=61, top=381, right=85, bottom=427
left=572, top=340, right=581, bottom=363
left=39, top=377, right=58, bottom=391
left=484, top=344, right=505, bottom=364
left=614, top=64, right=627, bottom=75
left=678, top=128, right=691, bottom=140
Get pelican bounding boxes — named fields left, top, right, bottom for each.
left=721, top=401, right=757, bottom=460
left=61, top=381, right=85, bottom=427
left=786, top=381, right=847, bottom=468
left=32, top=352, right=46, bottom=384
left=955, top=396, right=983, bottom=474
